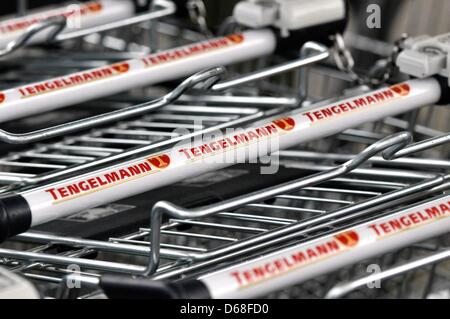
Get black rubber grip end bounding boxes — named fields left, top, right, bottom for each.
left=435, top=76, right=450, bottom=105
left=0, top=195, right=32, bottom=243
left=170, top=279, right=211, bottom=299
left=100, top=276, right=211, bottom=299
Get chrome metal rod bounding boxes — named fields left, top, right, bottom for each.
left=325, top=249, right=450, bottom=299
left=0, top=17, right=66, bottom=58
left=177, top=94, right=299, bottom=107
left=279, top=150, right=450, bottom=170
left=55, top=0, right=176, bottom=42
left=385, top=132, right=450, bottom=159
left=14, top=232, right=188, bottom=260
left=0, top=248, right=148, bottom=274
left=211, top=42, right=329, bottom=92
left=298, top=40, right=322, bottom=100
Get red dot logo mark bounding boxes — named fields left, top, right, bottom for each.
left=273, top=117, right=296, bottom=131
left=390, top=83, right=411, bottom=96
left=87, top=2, right=102, bottom=12
left=111, top=63, right=130, bottom=74
left=334, top=230, right=359, bottom=248
left=147, top=154, right=171, bottom=169
left=226, top=34, right=244, bottom=44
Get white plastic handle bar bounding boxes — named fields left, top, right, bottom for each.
left=0, top=76, right=442, bottom=242
left=0, top=29, right=276, bottom=123
left=196, top=193, right=450, bottom=298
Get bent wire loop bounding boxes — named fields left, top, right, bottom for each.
left=0, top=16, right=67, bottom=58
left=145, top=131, right=448, bottom=275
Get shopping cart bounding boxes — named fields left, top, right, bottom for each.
left=0, top=0, right=448, bottom=300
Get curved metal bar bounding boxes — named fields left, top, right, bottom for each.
left=298, top=41, right=324, bottom=100
left=0, top=16, right=66, bottom=58
left=0, top=67, right=226, bottom=144
left=325, top=249, right=450, bottom=299
left=383, top=132, right=450, bottom=159
left=54, top=0, right=176, bottom=42
left=211, top=41, right=329, bottom=92
left=146, top=132, right=412, bottom=274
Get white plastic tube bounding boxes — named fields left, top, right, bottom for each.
left=12, top=77, right=441, bottom=228
left=198, top=194, right=450, bottom=298
left=0, top=29, right=277, bottom=122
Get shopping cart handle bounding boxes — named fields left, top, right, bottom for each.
left=100, top=275, right=208, bottom=299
